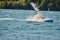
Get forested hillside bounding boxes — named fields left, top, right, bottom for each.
left=0, top=0, right=60, bottom=11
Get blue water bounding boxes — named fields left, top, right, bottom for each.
left=0, top=9, right=60, bottom=40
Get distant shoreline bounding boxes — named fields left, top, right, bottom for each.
left=0, top=9, right=60, bottom=12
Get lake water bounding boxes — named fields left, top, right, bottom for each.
left=0, top=9, right=60, bottom=40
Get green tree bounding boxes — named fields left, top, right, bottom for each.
left=48, top=2, right=54, bottom=10
left=55, top=0, right=60, bottom=10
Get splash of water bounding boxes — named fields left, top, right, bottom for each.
left=25, top=14, right=44, bottom=22
left=0, top=18, right=25, bottom=22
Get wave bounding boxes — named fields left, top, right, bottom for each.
left=0, top=18, right=43, bottom=22
left=0, top=18, right=25, bottom=21
left=0, top=17, right=53, bottom=22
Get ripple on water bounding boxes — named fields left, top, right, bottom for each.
left=0, top=10, right=60, bottom=40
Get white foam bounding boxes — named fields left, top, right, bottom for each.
left=0, top=18, right=17, bottom=20
left=0, top=18, right=27, bottom=22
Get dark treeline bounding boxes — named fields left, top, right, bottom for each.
left=0, top=0, right=60, bottom=11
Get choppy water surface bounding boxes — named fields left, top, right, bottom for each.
left=0, top=9, right=60, bottom=40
